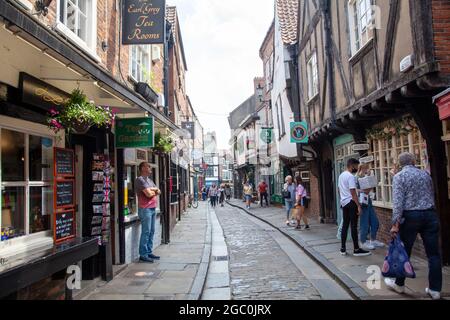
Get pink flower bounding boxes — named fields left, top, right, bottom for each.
left=50, top=109, right=59, bottom=116
left=50, top=119, right=63, bottom=129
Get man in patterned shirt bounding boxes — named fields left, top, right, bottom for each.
left=385, top=152, right=442, bottom=300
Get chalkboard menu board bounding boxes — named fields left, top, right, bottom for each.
left=55, top=210, right=75, bottom=242
left=54, top=148, right=75, bottom=177
left=56, top=180, right=75, bottom=208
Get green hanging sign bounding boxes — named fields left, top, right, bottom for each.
left=115, top=117, right=154, bottom=148
left=290, top=122, right=309, bottom=144
left=260, top=127, right=273, bottom=144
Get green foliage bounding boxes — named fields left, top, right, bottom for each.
left=154, top=132, right=175, bottom=153
left=47, top=88, right=115, bottom=134
left=366, top=117, right=418, bottom=141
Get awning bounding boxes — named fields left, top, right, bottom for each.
left=0, top=0, right=178, bottom=130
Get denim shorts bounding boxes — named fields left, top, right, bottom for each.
left=245, top=195, right=252, bottom=201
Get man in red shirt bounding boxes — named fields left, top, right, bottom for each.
left=258, top=180, right=269, bottom=207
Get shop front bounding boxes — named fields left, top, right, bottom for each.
left=434, top=89, right=450, bottom=203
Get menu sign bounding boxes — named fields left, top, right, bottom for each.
left=56, top=180, right=75, bottom=208
left=122, top=0, right=166, bottom=45
left=55, top=148, right=75, bottom=177
left=55, top=210, right=75, bottom=242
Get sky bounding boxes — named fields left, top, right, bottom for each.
left=168, top=0, right=274, bottom=150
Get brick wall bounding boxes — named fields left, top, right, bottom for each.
left=374, top=206, right=427, bottom=259
left=432, top=0, right=450, bottom=74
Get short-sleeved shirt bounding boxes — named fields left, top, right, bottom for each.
left=243, top=185, right=253, bottom=196
left=258, top=183, right=268, bottom=193
left=338, top=171, right=357, bottom=207
left=135, top=176, right=157, bottom=209
left=284, top=183, right=297, bottom=202
left=296, top=184, right=307, bottom=198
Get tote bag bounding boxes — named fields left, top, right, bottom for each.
left=382, top=235, right=416, bottom=279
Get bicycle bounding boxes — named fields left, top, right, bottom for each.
left=187, top=193, right=199, bottom=209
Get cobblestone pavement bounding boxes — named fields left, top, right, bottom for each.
left=215, top=205, right=321, bottom=300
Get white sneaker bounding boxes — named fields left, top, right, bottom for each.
left=362, top=241, right=375, bottom=250
left=384, top=278, right=405, bottom=294
left=286, top=220, right=290, bottom=226
left=425, top=288, right=441, bottom=300
left=371, top=240, right=385, bottom=248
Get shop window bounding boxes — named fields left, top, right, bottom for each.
left=368, top=122, right=428, bottom=208
left=1, top=129, right=54, bottom=241
left=170, top=162, right=178, bottom=204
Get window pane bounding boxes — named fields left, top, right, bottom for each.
left=1, top=187, right=25, bottom=241
left=66, top=1, right=77, bottom=34
left=29, top=135, right=54, bottom=182
left=30, top=186, right=53, bottom=234
left=1, top=129, right=25, bottom=181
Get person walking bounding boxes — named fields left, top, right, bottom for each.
left=224, top=184, right=232, bottom=200
left=357, top=164, right=384, bottom=250
left=218, top=184, right=225, bottom=207
left=258, top=180, right=269, bottom=207
left=209, top=184, right=218, bottom=208
left=385, top=153, right=442, bottom=300
left=283, top=176, right=297, bottom=226
left=243, top=182, right=253, bottom=209
left=338, top=158, right=371, bottom=257
left=135, top=162, right=161, bottom=263
left=201, top=186, right=207, bottom=201
left=295, top=176, right=310, bottom=230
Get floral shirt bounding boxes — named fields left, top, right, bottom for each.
left=392, top=165, right=435, bottom=225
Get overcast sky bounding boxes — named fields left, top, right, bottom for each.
left=168, top=0, right=274, bottom=150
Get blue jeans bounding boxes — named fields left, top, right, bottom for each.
left=395, top=210, right=442, bottom=292
left=359, top=200, right=379, bottom=242
left=138, top=208, right=156, bottom=258
left=285, top=200, right=294, bottom=220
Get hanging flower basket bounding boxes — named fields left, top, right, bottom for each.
left=47, top=88, right=115, bottom=135
left=153, top=132, right=175, bottom=154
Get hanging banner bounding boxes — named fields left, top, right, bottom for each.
left=122, top=0, right=166, bottom=45
left=290, top=122, right=309, bottom=144
left=181, top=122, right=195, bottom=139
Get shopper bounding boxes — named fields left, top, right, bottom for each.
left=283, top=176, right=296, bottom=226
left=385, top=153, right=442, bottom=300
left=135, top=162, right=161, bottom=263
left=209, top=184, right=218, bottom=208
left=338, top=158, right=371, bottom=257
left=258, top=180, right=269, bottom=207
left=219, top=184, right=225, bottom=207
left=201, top=186, right=207, bottom=201
left=243, top=182, right=253, bottom=209
left=357, top=164, right=384, bottom=250
left=295, top=176, right=309, bottom=230
left=224, top=184, right=232, bottom=200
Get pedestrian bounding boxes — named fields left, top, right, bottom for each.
left=243, top=182, right=253, bottom=209
left=357, top=164, right=384, bottom=250
left=201, top=186, right=207, bottom=201
left=209, top=184, right=218, bottom=208
left=295, top=176, right=309, bottom=230
left=338, top=158, right=371, bottom=257
left=224, top=184, right=232, bottom=200
left=385, top=152, right=442, bottom=300
left=283, top=176, right=296, bottom=226
left=258, top=180, right=269, bottom=207
left=219, top=184, right=225, bottom=207
left=135, top=162, right=161, bottom=263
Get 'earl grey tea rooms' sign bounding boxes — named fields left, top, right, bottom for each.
left=122, top=0, right=166, bottom=45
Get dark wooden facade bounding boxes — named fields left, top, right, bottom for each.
left=296, top=0, right=450, bottom=263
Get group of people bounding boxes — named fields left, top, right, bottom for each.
left=283, top=176, right=310, bottom=230
left=338, top=153, right=442, bottom=299
left=242, top=180, right=270, bottom=209
left=201, top=184, right=232, bottom=208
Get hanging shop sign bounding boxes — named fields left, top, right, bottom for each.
left=359, top=155, right=375, bottom=164
left=181, top=122, right=195, bottom=139
left=290, top=122, right=309, bottom=144
left=260, top=127, right=273, bottom=144
left=19, top=72, right=70, bottom=111
left=352, top=143, right=370, bottom=152
left=122, top=0, right=166, bottom=45
left=115, top=117, right=154, bottom=148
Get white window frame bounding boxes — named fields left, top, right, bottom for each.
left=56, top=0, right=99, bottom=62
left=307, top=52, right=319, bottom=101
left=0, top=116, right=63, bottom=256
left=369, top=124, right=428, bottom=208
left=129, top=45, right=152, bottom=83
left=348, top=0, right=374, bottom=57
